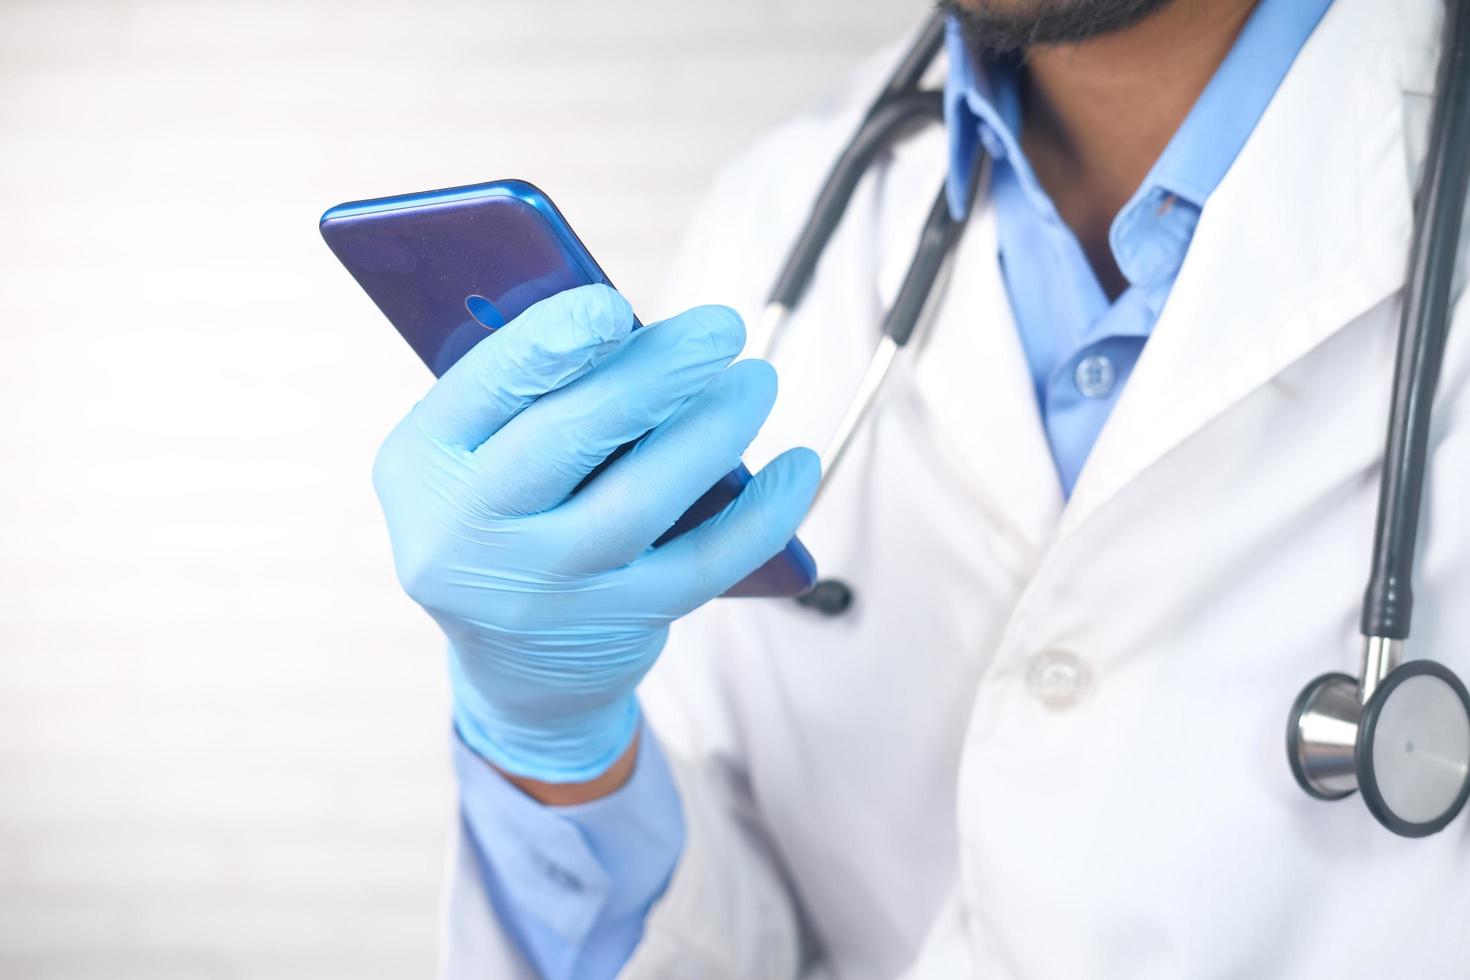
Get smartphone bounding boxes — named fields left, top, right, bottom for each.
left=320, top=178, right=816, bottom=597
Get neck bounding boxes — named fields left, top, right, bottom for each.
left=1018, top=0, right=1258, bottom=297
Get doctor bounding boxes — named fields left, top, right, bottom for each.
left=369, top=0, right=1470, bottom=976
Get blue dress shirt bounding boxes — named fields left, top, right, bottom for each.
left=456, top=1, right=1331, bottom=976
left=945, top=0, right=1331, bottom=493
left=454, top=721, right=684, bottom=979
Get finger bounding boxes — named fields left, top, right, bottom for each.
left=412, top=284, right=635, bottom=451
left=624, top=446, right=821, bottom=617
left=473, top=304, right=746, bottom=515
left=551, top=358, right=779, bottom=571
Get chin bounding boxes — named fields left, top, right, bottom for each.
left=939, top=0, right=1176, bottom=52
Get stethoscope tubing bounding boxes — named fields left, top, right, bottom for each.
left=1360, top=0, right=1470, bottom=646
left=775, top=4, right=1469, bottom=650
left=815, top=152, right=991, bottom=491
left=762, top=14, right=948, bottom=321
left=746, top=88, right=950, bottom=362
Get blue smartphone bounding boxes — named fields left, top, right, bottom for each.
left=320, top=178, right=816, bottom=598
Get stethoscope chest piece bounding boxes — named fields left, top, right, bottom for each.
left=1356, top=660, right=1470, bottom=836
left=1287, top=671, right=1361, bottom=801
left=1289, top=658, right=1470, bottom=837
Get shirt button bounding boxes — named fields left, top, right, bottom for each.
left=1074, top=354, right=1116, bottom=398
left=1024, top=649, right=1092, bottom=711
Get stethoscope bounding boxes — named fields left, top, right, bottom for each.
left=766, top=9, right=1470, bottom=837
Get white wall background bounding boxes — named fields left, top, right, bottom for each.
left=0, top=1, right=922, bottom=976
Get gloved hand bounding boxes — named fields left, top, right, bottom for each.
left=372, top=284, right=820, bottom=782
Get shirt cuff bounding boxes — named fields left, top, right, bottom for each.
left=453, top=714, right=686, bottom=979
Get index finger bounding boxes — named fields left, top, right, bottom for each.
left=413, top=283, right=636, bottom=450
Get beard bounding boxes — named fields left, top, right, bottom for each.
left=937, top=0, right=1177, bottom=54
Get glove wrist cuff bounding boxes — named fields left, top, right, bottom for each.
left=452, top=692, right=641, bottom=784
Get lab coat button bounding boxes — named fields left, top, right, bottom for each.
left=1074, top=355, right=1116, bottom=398
left=1025, top=649, right=1092, bottom=710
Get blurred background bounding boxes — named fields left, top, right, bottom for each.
left=0, top=1, right=921, bottom=976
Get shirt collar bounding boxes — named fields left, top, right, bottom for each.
left=943, top=16, right=1015, bottom=220
left=1134, top=0, right=1333, bottom=209
left=943, top=0, right=1332, bottom=224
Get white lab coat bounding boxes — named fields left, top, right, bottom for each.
left=443, top=0, right=1470, bottom=976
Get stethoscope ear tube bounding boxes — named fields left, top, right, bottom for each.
left=761, top=13, right=947, bottom=327
left=748, top=88, right=946, bottom=363
left=761, top=90, right=945, bottom=334
left=819, top=169, right=977, bottom=474
left=796, top=145, right=991, bottom=616
left=751, top=12, right=956, bottom=616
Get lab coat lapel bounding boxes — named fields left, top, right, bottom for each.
left=869, top=124, right=1065, bottom=549
left=1061, top=0, right=1425, bottom=534
left=903, top=203, right=1064, bottom=549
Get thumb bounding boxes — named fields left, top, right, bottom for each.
left=413, top=283, right=635, bottom=450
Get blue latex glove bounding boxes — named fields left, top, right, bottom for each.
left=373, top=284, right=820, bottom=782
